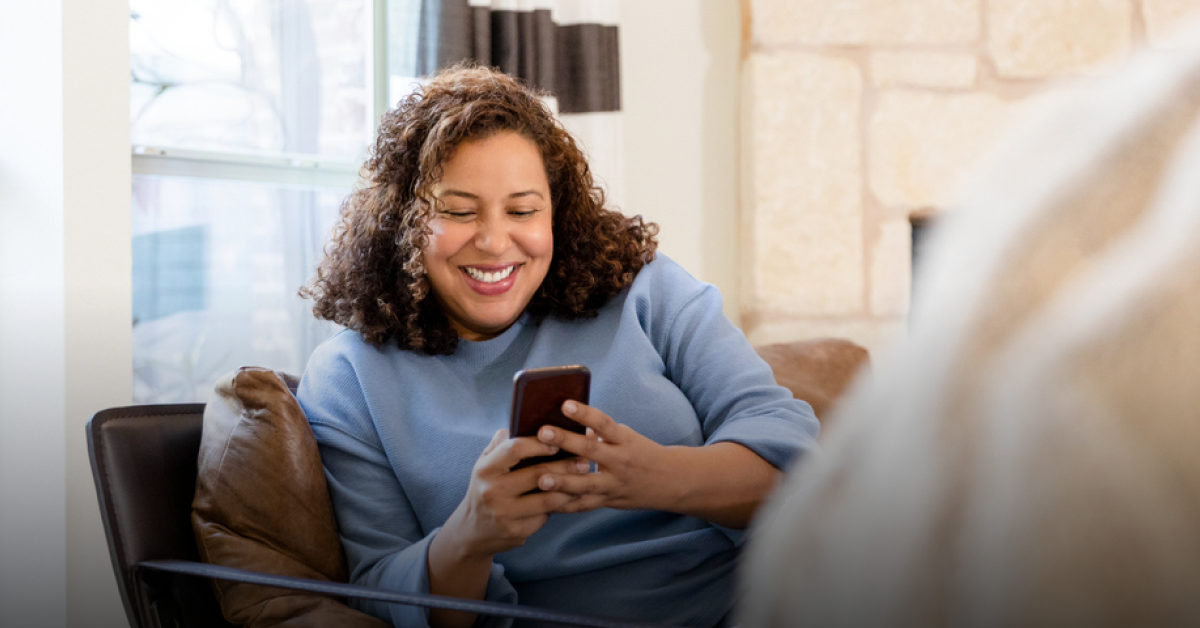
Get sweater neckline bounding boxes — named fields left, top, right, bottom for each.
left=444, top=313, right=535, bottom=370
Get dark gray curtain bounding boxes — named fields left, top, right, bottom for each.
left=396, top=0, right=619, bottom=114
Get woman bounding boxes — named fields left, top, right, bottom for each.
left=297, top=65, right=818, bottom=628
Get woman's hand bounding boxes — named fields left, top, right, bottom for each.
left=535, top=401, right=782, bottom=528
left=534, top=400, right=674, bottom=513
left=427, top=429, right=587, bottom=628
left=441, top=429, right=585, bottom=557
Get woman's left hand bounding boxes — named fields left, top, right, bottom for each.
left=534, top=400, right=671, bottom=514
left=535, top=399, right=783, bottom=527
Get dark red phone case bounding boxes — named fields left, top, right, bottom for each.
left=509, top=365, right=590, bottom=469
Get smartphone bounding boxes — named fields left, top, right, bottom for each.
left=509, top=365, right=590, bottom=470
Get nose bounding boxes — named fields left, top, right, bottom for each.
left=473, top=213, right=511, bottom=256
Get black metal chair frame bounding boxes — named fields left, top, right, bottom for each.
left=87, top=404, right=671, bottom=628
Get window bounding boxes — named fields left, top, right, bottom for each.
left=130, top=0, right=395, bottom=402
left=129, top=0, right=620, bottom=402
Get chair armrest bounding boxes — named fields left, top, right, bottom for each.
left=137, top=560, right=678, bottom=628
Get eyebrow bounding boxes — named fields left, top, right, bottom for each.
left=438, top=188, right=545, bottom=201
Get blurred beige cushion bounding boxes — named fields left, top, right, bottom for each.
left=742, top=31, right=1200, bottom=628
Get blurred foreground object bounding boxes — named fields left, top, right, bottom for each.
left=742, top=24, right=1200, bottom=628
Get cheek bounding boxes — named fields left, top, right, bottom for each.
left=423, top=222, right=462, bottom=262
left=419, top=241, right=439, bottom=271
left=522, top=224, right=555, bottom=259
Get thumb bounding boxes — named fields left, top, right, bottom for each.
left=482, top=428, right=509, bottom=455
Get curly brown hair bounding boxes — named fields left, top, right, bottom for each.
left=301, top=65, right=658, bottom=355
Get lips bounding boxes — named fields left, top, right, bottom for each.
left=460, top=264, right=521, bottom=296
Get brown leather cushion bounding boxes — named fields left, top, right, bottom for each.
left=192, top=367, right=388, bottom=627
left=755, top=337, right=870, bottom=423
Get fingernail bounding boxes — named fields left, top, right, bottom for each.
left=540, top=426, right=555, bottom=440
left=576, top=460, right=590, bottom=473
left=548, top=445, right=559, bottom=454
left=540, top=476, right=555, bottom=490
left=563, top=400, right=577, bottom=415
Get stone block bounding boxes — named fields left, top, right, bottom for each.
left=869, top=90, right=1015, bottom=210
left=1142, top=0, right=1200, bottom=47
left=751, top=0, right=980, bottom=45
left=870, top=52, right=978, bottom=89
left=870, top=219, right=912, bottom=317
left=988, top=0, right=1132, bottom=78
left=745, top=51, right=864, bottom=316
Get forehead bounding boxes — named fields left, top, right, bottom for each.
left=435, top=132, right=549, bottom=190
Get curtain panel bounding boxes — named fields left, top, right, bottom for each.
left=397, top=0, right=620, bottom=114
left=391, top=0, right=625, bottom=207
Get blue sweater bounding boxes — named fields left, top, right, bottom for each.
left=297, top=256, right=819, bottom=627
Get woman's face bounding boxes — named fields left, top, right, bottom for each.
left=423, top=131, right=554, bottom=341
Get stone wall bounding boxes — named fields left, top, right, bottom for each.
left=741, top=0, right=1200, bottom=354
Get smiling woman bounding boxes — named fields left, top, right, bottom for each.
left=295, top=65, right=819, bottom=628
left=424, top=133, right=555, bottom=341
left=302, top=65, right=654, bottom=355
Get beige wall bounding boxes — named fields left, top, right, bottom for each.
left=741, top=0, right=1200, bottom=355
left=621, top=0, right=742, bottom=324
left=0, top=1, right=132, bottom=627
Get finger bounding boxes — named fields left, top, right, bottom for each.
left=561, top=401, right=623, bottom=443
left=510, top=434, right=560, bottom=458
left=536, top=469, right=612, bottom=495
left=474, top=429, right=512, bottom=474
left=489, top=436, right=561, bottom=471
left=537, top=424, right=603, bottom=462
left=552, top=494, right=606, bottom=515
left=512, top=487, right=577, bottom=516
left=570, top=456, right=592, bottom=474
left=530, top=456, right=590, bottom=475
left=481, top=429, right=508, bottom=456
left=503, top=456, right=590, bottom=495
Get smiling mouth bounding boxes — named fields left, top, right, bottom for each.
left=462, top=265, right=517, bottom=284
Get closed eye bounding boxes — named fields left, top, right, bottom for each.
left=439, top=209, right=476, bottom=220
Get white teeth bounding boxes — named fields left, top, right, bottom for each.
left=464, top=266, right=515, bottom=283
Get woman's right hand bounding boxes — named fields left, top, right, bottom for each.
left=427, top=429, right=586, bottom=628
left=441, top=428, right=585, bottom=558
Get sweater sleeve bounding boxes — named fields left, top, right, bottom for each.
left=298, top=342, right=517, bottom=627
left=652, top=270, right=820, bottom=473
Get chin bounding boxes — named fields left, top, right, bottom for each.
left=466, top=311, right=521, bottom=335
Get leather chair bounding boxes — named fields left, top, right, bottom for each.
left=87, top=404, right=668, bottom=628
left=88, top=403, right=234, bottom=628
left=87, top=340, right=868, bottom=627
